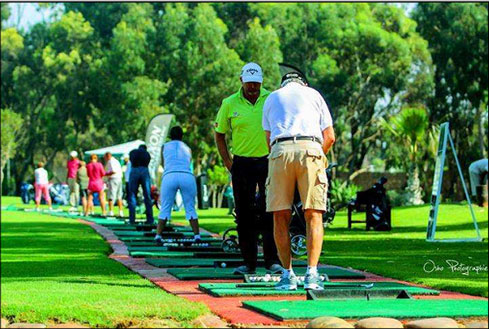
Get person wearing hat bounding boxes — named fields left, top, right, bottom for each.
left=67, top=150, right=80, bottom=211
left=214, top=62, right=281, bottom=275
left=262, top=71, right=335, bottom=291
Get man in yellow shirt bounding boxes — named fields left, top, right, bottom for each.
left=215, top=63, right=281, bottom=275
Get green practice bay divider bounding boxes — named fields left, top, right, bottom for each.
left=146, top=258, right=307, bottom=268
left=167, top=266, right=365, bottom=280
left=199, top=282, right=439, bottom=297
left=242, top=299, right=489, bottom=320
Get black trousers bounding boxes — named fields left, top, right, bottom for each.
left=231, top=155, right=280, bottom=269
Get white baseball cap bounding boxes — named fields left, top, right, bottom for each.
left=240, top=62, right=263, bottom=83
left=70, top=151, right=78, bottom=157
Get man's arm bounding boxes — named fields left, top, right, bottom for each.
left=215, top=132, right=233, bottom=171
left=265, top=131, right=271, bottom=152
left=322, top=126, right=335, bottom=155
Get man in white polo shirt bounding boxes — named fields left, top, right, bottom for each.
left=263, top=71, right=335, bottom=291
left=104, top=152, right=124, bottom=217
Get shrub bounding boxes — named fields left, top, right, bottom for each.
left=329, top=179, right=360, bottom=207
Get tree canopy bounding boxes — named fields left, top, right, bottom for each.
left=1, top=3, right=487, bottom=201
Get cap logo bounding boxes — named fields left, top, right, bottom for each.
left=247, top=68, right=258, bottom=75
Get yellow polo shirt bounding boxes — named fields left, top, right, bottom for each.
left=215, top=88, right=270, bottom=157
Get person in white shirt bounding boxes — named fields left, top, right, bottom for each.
left=262, top=71, right=335, bottom=291
left=122, top=153, right=131, bottom=206
left=154, top=126, right=202, bottom=244
left=468, top=158, right=488, bottom=206
left=34, top=162, right=52, bottom=211
left=104, top=152, right=124, bottom=217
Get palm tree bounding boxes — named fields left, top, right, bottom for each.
left=381, top=106, right=430, bottom=205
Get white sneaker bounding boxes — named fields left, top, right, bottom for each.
left=108, top=211, right=114, bottom=217
left=119, top=211, right=124, bottom=217
left=69, top=207, right=78, bottom=212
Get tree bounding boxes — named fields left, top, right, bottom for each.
left=381, top=106, right=433, bottom=204
left=413, top=3, right=488, bottom=199
left=207, top=164, right=229, bottom=208
left=1, top=3, right=10, bottom=23
left=235, top=18, right=283, bottom=90
left=251, top=3, right=433, bottom=176
left=156, top=4, right=243, bottom=173
left=1, top=109, right=22, bottom=187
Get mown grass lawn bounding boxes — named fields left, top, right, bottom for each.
left=2, top=195, right=487, bottom=300
left=171, top=203, right=488, bottom=297
left=0, top=206, right=209, bottom=328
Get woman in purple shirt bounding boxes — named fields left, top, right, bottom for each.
left=86, top=154, right=106, bottom=216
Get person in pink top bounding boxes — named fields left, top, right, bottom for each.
left=67, top=151, right=80, bottom=211
left=34, top=162, right=52, bottom=211
left=86, top=154, right=107, bottom=216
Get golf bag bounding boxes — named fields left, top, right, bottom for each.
left=49, top=183, right=70, bottom=205
left=20, top=182, right=35, bottom=204
left=348, top=177, right=391, bottom=231
left=222, top=163, right=337, bottom=256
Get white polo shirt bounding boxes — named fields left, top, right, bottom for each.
left=262, top=82, right=333, bottom=143
left=34, top=168, right=49, bottom=185
left=105, top=157, right=123, bottom=180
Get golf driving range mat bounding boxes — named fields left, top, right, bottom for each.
left=131, top=251, right=195, bottom=258
left=145, top=258, right=307, bottom=268
left=124, top=239, right=222, bottom=247
left=105, top=224, right=192, bottom=232
left=242, top=299, right=489, bottom=320
left=114, top=230, right=213, bottom=238
left=166, top=266, right=365, bottom=280
left=131, top=251, right=248, bottom=258
left=198, top=282, right=439, bottom=297
left=128, top=245, right=223, bottom=253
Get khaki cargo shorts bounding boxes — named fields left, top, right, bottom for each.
left=107, top=179, right=123, bottom=200
left=266, top=140, right=328, bottom=212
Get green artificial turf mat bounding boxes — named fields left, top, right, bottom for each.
left=128, top=245, right=223, bottom=253
left=114, top=230, right=212, bottom=238
left=198, top=282, right=439, bottom=297
left=119, top=236, right=220, bottom=243
left=124, top=239, right=222, bottom=247
left=242, top=299, right=489, bottom=320
left=84, top=218, right=127, bottom=225
left=167, top=267, right=365, bottom=280
left=130, top=251, right=195, bottom=258
left=146, top=258, right=307, bottom=268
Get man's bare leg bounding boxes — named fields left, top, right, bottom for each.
left=273, top=210, right=292, bottom=270
left=189, top=218, right=200, bottom=236
left=157, top=219, right=167, bottom=235
left=304, top=209, right=324, bottom=267
left=117, top=199, right=124, bottom=215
